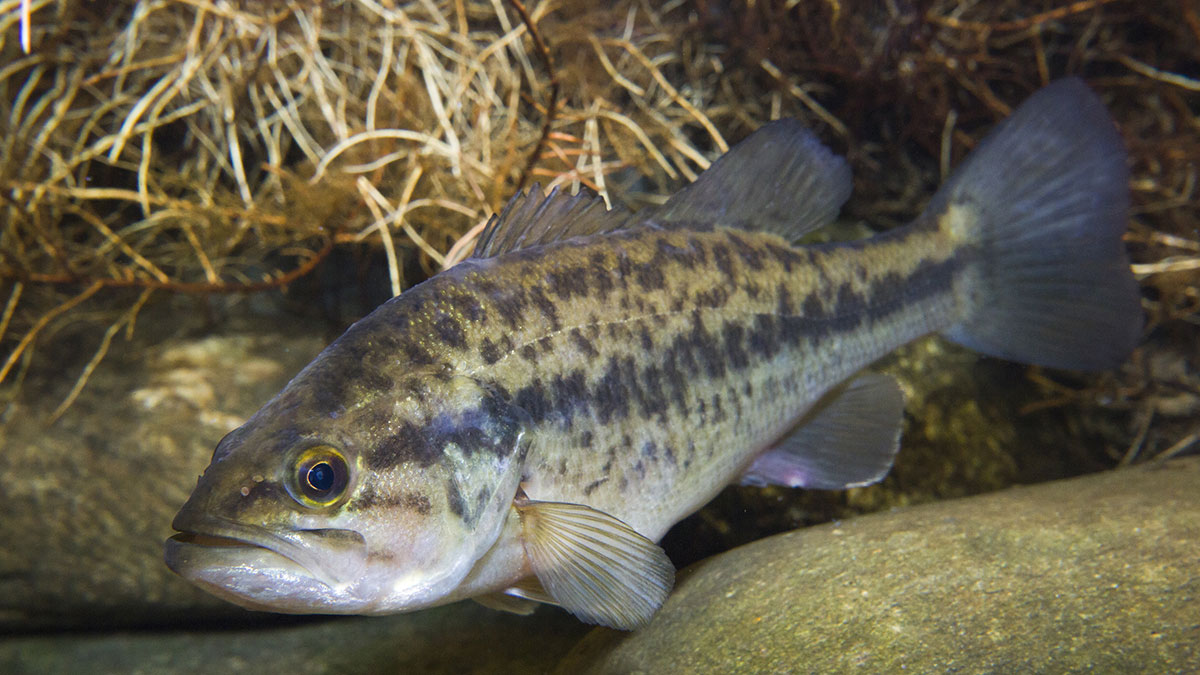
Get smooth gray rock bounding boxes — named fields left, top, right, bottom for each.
left=0, top=305, right=327, bottom=629
left=558, top=458, right=1200, bottom=673
left=0, top=602, right=588, bottom=674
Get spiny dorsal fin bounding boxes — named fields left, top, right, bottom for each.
left=741, top=373, right=905, bottom=490
left=643, top=119, right=852, bottom=242
left=470, top=184, right=636, bottom=258
left=514, top=498, right=674, bottom=630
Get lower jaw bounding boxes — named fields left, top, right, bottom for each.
left=164, top=538, right=333, bottom=612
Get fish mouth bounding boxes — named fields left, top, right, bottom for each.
left=169, top=531, right=260, bottom=548
left=165, top=514, right=370, bottom=613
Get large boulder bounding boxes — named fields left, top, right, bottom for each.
left=558, top=457, right=1200, bottom=673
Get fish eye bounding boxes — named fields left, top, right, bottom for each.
left=288, top=446, right=350, bottom=508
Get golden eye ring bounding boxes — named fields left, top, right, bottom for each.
left=288, top=445, right=350, bottom=508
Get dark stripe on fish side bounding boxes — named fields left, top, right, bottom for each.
left=570, top=328, right=600, bottom=357
left=365, top=399, right=525, bottom=470
left=367, top=426, right=423, bottom=469
left=479, top=280, right=527, bottom=330
left=548, top=266, right=592, bottom=301
left=480, top=337, right=502, bottom=364
left=348, top=227, right=962, bottom=477
left=351, top=486, right=433, bottom=515
left=496, top=244, right=960, bottom=435
left=303, top=336, right=400, bottom=413
left=726, top=232, right=768, bottom=270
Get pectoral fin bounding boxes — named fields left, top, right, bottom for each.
left=741, top=373, right=905, bottom=489
left=514, top=499, right=674, bottom=630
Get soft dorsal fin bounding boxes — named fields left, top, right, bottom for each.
left=514, top=498, right=674, bottom=630
left=472, top=120, right=850, bottom=257
left=470, top=184, right=636, bottom=258
left=643, top=119, right=852, bottom=242
left=740, top=373, right=905, bottom=490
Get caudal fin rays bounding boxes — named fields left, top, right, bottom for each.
left=934, top=77, right=1142, bottom=370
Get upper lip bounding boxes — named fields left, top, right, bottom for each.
left=171, top=512, right=302, bottom=555
left=170, top=513, right=367, bottom=588
left=169, top=531, right=258, bottom=548
left=173, top=512, right=277, bottom=544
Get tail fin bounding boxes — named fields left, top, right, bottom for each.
left=933, top=78, right=1142, bottom=371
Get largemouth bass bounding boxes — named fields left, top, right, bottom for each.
left=165, top=79, right=1141, bottom=630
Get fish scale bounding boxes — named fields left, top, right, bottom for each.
left=456, top=219, right=961, bottom=540
left=166, top=79, right=1142, bottom=630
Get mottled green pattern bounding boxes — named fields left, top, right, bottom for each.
left=164, top=79, right=1142, bottom=628
left=333, top=211, right=970, bottom=540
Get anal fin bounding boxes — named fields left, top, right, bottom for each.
left=514, top=499, right=674, bottom=631
left=741, top=373, right=905, bottom=489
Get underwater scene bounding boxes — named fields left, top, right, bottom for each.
left=1, top=0, right=1198, bottom=672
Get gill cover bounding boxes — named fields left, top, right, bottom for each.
left=382, top=374, right=533, bottom=605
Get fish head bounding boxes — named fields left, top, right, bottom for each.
left=165, top=355, right=529, bottom=615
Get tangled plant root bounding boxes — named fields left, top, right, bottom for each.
left=0, top=0, right=1196, bottom=455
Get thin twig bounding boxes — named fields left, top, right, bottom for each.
left=48, top=288, right=153, bottom=423
left=508, top=0, right=559, bottom=193
left=1132, top=257, right=1200, bottom=277
left=0, top=281, right=22, bottom=345
left=1155, top=429, right=1200, bottom=462
left=0, top=282, right=102, bottom=385
left=760, top=59, right=849, bottom=139
left=443, top=217, right=491, bottom=269
left=4, top=235, right=335, bottom=294
left=1116, top=54, right=1200, bottom=92
left=1119, top=407, right=1154, bottom=466
left=928, top=0, right=1122, bottom=32
left=357, top=177, right=404, bottom=298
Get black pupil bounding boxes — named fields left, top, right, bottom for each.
left=307, top=462, right=335, bottom=493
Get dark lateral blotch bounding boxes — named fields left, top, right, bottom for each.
left=369, top=423, right=440, bottom=469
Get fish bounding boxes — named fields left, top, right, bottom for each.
left=164, top=78, right=1141, bottom=630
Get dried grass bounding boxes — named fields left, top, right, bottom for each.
left=0, top=0, right=1197, bottom=449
